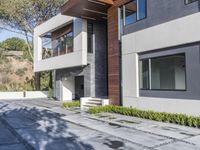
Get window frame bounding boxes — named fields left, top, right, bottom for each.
left=124, top=0, right=138, bottom=25
left=185, top=0, right=198, bottom=5
left=139, top=53, right=187, bottom=91
left=120, top=0, right=147, bottom=29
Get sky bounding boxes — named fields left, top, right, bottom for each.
left=0, top=20, right=26, bottom=42
left=0, top=29, right=26, bottom=42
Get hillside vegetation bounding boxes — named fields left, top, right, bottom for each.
left=0, top=37, right=34, bottom=91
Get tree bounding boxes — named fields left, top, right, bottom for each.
left=0, top=0, right=67, bottom=90
left=0, top=0, right=67, bottom=60
left=1, top=37, right=27, bottom=51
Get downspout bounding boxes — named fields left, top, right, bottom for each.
left=118, top=7, right=124, bottom=106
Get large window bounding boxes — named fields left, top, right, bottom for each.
left=139, top=53, right=186, bottom=90
left=120, top=0, right=146, bottom=29
left=41, top=23, right=73, bottom=59
left=53, top=27, right=73, bottom=56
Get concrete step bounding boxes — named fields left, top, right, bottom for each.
left=83, top=104, right=98, bottom=108
left=86, top=101, right=102, bottom=105
left=89, top=98, right=102, bottom=101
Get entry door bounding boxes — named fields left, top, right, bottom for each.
left=75, top=76, right=84, bottom=99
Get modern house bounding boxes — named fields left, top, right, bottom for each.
left=34, top=0, right=200, bottom=115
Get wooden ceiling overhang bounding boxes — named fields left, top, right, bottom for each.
left=60, top=0, right=114, bottom=21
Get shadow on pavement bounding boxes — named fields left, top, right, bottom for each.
left=0, top=106, right=94, bottom=150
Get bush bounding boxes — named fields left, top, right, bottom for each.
left=48, top=88, right=53, bottom=98
left=62, top=101, right=80, bottom=108
left=88, top=105, right=200, bottom=128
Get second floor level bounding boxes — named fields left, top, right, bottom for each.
left=34, top=0, right=200, bottom=72
left=34, top=13, right=107, bottom=72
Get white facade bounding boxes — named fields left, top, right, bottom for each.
left=34, top=14, right=89, bottom=101
left=122, top=12, right=200, bottom=116
left=34, top=13, right=88, bottom=72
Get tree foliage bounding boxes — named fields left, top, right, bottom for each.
left=0, top=0, right=67, bottom=33
left=1, top=37, right=27, bottom=51
left=0, top=0, right=67, bottom=59
left=0, top=0, right=66, bottom=91
left=0, top=0, right=67, bottom=58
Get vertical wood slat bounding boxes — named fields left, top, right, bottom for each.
left=107, top=0, right=128, bottom=105
left=108, top=4, right=120, bottom=105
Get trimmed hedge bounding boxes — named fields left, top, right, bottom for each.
left=62, top=101, right=80, bottom=108
left=88, top=105, right=200, bottom=128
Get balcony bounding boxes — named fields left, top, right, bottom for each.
left=34, top=14, right=88, bottom=72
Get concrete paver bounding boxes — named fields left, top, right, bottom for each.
left=155, top=141, right=200, bottom=150
left=0, top=99, right=146, bottom=150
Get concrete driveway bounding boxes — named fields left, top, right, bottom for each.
left=0, top=99, right=200, bottom=150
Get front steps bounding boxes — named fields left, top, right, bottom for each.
left=81, top=97, right=109, bottom=109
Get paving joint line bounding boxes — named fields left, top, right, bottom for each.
left=81, top=113, right=200, bottom=145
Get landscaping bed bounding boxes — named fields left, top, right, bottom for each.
left=88, top=105, right=200, bottom=128
left=62, top=100, right=80, bottom=108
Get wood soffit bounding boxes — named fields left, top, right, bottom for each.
left=60, top=0, right=117, bottom=21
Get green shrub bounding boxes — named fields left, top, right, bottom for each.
left=88, top=105, right=200, bottom=128
left=62, top=101, right=80, bottom=108
left=48, top=88, right=53, bottom=98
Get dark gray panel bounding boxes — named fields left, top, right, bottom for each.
left=124, top=0, right=200, bottom=34
left=93, top=22, right=108, bottom=97
left=140, top=42, right=200, bottom=100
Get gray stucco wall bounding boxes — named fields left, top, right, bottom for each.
left=124, top=0, right=200, bottom=34
left=139, top=42, right=200, bottom=100
left=55, top=66, right=92, bottom=98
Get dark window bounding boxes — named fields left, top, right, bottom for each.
left=120, top=7, right=124, bottom=35
left=41, top=23, right=74, bottom=59
left=138, top=0, right=147, bottom=20
left=120, top=0, right=147, bottom=28
left=139, top=59, right=149, bottom=89
left=185, top=0, right=198, bottom=4
left=42, top=35, right=53, bottom=59
left=87, top=22, right=93, bottom=53
left=125, top=0, right=137, bottom=25
left=139, top=54, right=186, bottom=91
left=66, top=31, right=73, bottom=53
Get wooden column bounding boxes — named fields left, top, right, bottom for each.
left=107, top=6, right=121, bottom=105
left=107, top=0, right=130, bottom=105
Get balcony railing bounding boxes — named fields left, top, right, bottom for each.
left=41, top=22, right=74, bottom=60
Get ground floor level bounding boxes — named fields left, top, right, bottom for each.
left=52, top=64, right=107, bottom=101
left=48, top=42, right=200, bottom=115
left=122, top=42, right=200, bottom=116
left=1, top=99, right=200, bottom=150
